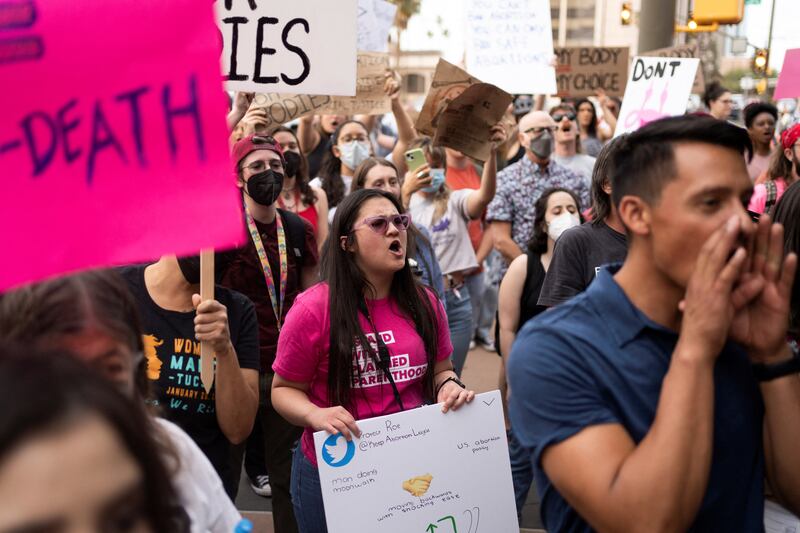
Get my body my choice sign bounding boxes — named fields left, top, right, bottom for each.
left=314, top=390, right=518, bottom=533
left=216, top=0, right=358, bottom=96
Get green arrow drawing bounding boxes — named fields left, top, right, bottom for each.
left=438, top=515, right=458, bottom=532
left=425, top=524, right=437, bottom=533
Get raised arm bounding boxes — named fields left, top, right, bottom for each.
left=465, top=124, right=507, bottom=219
left=227, top=92, right=254, bottom=133
left=297, top=114, right=320, bottom=155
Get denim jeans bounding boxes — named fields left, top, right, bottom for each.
left=290, top=447, right=328, bottom=533
left=444, top=283, right=473, bottom=376
left=507, top=428, right=534, bottom=520
left=465, top=271, right=498, bottom=341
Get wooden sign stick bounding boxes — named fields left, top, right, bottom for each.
left=199, top=249, right=215, bottom=394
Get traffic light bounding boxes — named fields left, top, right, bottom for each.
left=753, top=49, right=769, bottom=75
left=620, top=2, right=632, bottom=25
left=693, top=0, right=745, bottom=25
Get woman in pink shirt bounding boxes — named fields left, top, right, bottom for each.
left=749, top=124, right=800, bottom=216
left=271, top=189, right=475, bottom=533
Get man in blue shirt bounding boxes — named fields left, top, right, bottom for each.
left=509, top=115, right=800, bottom=532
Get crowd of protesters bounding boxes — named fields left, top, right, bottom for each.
left=3, top=60, right=800, bottom=533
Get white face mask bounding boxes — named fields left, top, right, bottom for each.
left=339, top=140, right=371, bottom=170
left=547, top=212, right=580, bottom=242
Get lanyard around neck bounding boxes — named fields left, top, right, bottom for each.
left=245, top=201, right=288, bottom=331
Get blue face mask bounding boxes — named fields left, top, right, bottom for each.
left=422, top=168, right=446, bottom=193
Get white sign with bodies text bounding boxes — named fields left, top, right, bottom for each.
left=215, top=0, right=357, bottom=96
left=314, top=390, right=518, bottom=533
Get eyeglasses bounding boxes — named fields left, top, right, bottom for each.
left=552, top=112, right=576, bottom=122
left=524, top=126, right=555, bottom=136
left=352, top=214, right=411, bottom=234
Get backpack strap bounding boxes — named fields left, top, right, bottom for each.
left=765, top=180, right=778, bottom=216
left=276, top=208, right=306, bottom=263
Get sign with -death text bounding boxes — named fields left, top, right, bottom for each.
left=314, top=390, right=518, bottom=533
left=0, top=0, right=242, bottom=292
left=215, top=0, right=357, bottom=96
left=614, top=56, right=700, bottom=137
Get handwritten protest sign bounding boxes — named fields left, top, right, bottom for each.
left=642, top=44, right=706, bottom=95
left=416, top=59, right=481, bottom=137
left=314, top=52, right=392, bottom=115
left=358, top=0, right=397, bottom=53
left=0, top=0, right=240, bottom=292
left=774, top=49, right=800, bottom=100
left=615, top=56, right=700, bottom=137
left=314, top=391, right=518, bottom=533
left=245, top=93, right=333, bottom=133
left=216, top=0, right=357, bottom=96
left=434, top=84, right=512, bottom=162
left=555, top=47, right=629, bottom=98
left=465, top=0, right=556, bottom=95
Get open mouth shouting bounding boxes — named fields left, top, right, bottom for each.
left=389, top=239, right=404, bottom=258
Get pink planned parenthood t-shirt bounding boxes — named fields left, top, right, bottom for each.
left=272, top=283, right=453, bottom=466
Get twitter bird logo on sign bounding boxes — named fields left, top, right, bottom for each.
left=321, top=433, right=356, bottom=468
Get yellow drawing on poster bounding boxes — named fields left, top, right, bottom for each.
left=402, top=474, right=433, bottom=497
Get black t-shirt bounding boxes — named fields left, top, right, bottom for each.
left=119, top=266, right=260, bottom=495
left=519, top=252, right=547, bottom=329
left=537, top=221, right=628, bottom=307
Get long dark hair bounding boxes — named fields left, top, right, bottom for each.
left=272, top=125, right=317, bottom=206
left=575, top=98, right=598, bottom=137
left=319, top=120, right=369, bottom=208
left=767, top=142, right=795, bottom=182
left=0, top=269, right=149, bottom=399
left=320, top=189, right=440, bottom=409
left=772, top=181, right=800, bottom=335
left=527, top=187, right=584, bottom=255
left=590, top=134, right=627, bottom=225
left=0, top=346, right=190, bottom=532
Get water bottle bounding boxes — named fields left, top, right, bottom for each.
left=234, top=519, right=253, bottom=533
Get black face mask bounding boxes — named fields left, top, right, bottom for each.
left=176, top=255, right=200, bottom=285
left=246, top=169, right=284, bottom=206
left=284, top=151, right=302, bottom=178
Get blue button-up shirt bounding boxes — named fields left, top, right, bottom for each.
left=508, top=266, right=764, bottom=532
left=487, top=156, right=590, bottom=276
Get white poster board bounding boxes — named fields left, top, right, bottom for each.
left=465, top=0, right=557, bottom=95
left=358, top=0, right=397, bottom=53
left=314, top=390, right=518, bottom=533
left=614, top=56, right=700, bottom=137
left=216, top=0, right=357, bottom=96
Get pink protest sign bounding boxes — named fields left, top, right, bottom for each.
left=0, top=0, right=243, bottom=292
left=775, top=49, right=800, bottom=100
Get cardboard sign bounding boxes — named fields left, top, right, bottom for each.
left=774, top=48, right=800, bottom=100
left=0, top=0, right=241, bottom=292
left=245, top=93, right=333, bottom=133
left=642, top=44, right=706, bottom=95
left=555, top=47, right=630, bottom=98
left=357, top=0, right=397, bottom=53
left=216, top=0, right=357, bottom=96
left=434, top=84, right=512, bottom=162
left=314, top=391, right=518, bottom=533
left=314, top=52, right=392, bottom=115
left=465, top=0, right=557, bottom=95
left=415, top=59, right=481, bottom=137
left=615, top=56, right=700, bottom=137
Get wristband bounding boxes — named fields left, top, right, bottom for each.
left=435, top=376, right=465, bottom=397
left=752, top=343, right=800, bottom=382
